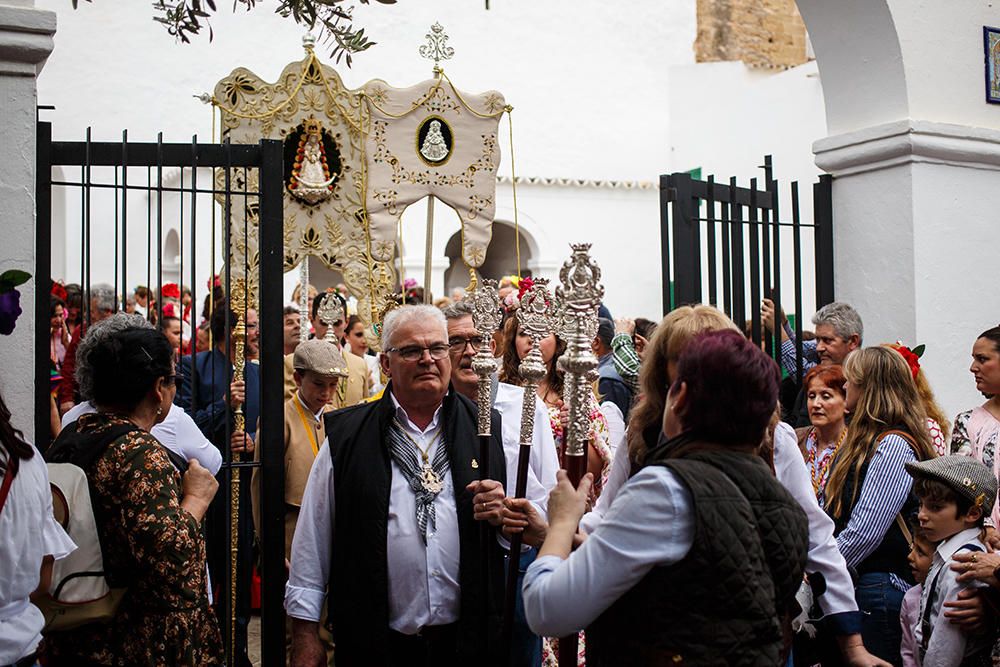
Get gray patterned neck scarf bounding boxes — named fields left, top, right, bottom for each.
left=387, top=418, right=450, bottom=543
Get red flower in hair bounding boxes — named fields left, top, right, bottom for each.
left=516, top=276, right=534, bottom=301
left=894, top=342, right=923, bottom=379
left=51, top=282, right=67, bottom=302
left=161, top=282, right=181, bottom=299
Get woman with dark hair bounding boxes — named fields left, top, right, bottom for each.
left=345, top=314, right=383, bottom=395
left=523, top=329, right=809, bottom=665
left=50, top=295, right=70, bottom=372
left=0, top=390, right=75, bottom=665
left=44, top=327, right=222, bottom=665
left=951, top=326, right=1000, bottom=525
left=824, top=346, right=937, bottom=664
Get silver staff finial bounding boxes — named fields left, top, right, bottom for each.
left=318, top=292, right=345, bottom=344
left=419, top=22, right=455, bottom=69
left=556, top=243, right=604, bottom=459
left=303, top=33, right=317, bottom=51
left=468, top=278, right=502, bottom=437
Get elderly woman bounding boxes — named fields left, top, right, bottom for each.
left=44, top=327, right=221, bottom=664
left=824, top=347, right=937, bottom=664
left=522, top=329, right=810, bottom=665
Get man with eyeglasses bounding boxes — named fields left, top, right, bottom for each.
left=287, top=304, right=508, bottom=667
left=442, top=300, right=558, bottom=666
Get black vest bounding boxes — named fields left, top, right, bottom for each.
left=828, top=430, right=919, bottom=583
left=323, top=386, right=507, bottom=666
left=587, top=442, right=810, bottom=666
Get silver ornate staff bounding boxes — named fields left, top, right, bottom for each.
left=501, top=278, right=555, bottom=653
left=299, top=260, right=311, bottom=343
left=317, top=292, right=345, bottom=345
left=554, top=244, right=603, bottom=667
left=467, top=278, right=502, bottom=658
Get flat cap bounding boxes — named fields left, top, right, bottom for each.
left=905, top=455, right=998, bottom=511
left=293, top=339, right=349, bottom=378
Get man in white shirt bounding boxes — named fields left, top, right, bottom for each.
left=442, top=300, right=559, bottom=665
left=286, top=305, right=508, bottom=667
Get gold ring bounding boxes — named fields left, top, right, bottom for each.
left=972, top=553, right=979, bottom=563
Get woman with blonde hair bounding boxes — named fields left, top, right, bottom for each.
left=883, top=342, right=950, bottom=455
left=824, top=346, right=937, bottom=664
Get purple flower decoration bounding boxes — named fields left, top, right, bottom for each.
left=0, top=270, right=31, bottom=336
left=0, top=289, right=21, bottom=335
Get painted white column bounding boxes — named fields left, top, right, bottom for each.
left=0, top=2, right=55, bottom=437
left=814, top=120, right=1000, bottom=419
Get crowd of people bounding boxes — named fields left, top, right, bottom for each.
left=3, top=270, right=1000, bottom=667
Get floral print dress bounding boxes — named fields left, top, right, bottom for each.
left=541, top=396, right=612, bottom=667
left=45, top=413, right=222, bottom=666
left=951, top=405, right=1000, bottom=524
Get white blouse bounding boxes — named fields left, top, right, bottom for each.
left=0, top=446, right=76, bottom=663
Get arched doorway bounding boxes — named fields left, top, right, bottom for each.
left=443, top=221, right=535, bottom=294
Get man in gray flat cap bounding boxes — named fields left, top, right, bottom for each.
left=905, top=455, right=998, bottom=665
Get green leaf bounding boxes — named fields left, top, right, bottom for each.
left=911, top=344, right=925, bottom=358
left=0, top=270, right=31, bottom=288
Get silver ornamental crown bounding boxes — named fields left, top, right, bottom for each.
left=468, top=279, right=503, bottom=337
left=556, top=243, right=604, bottom=340
left=317, top=293, right=345, bottom=327
left=419, top=22, right=455, bottom=67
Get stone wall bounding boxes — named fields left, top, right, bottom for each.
left=695, top=0, right=808, bottom=69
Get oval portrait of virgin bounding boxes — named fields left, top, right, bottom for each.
left=417, top=116, right=454, bottom=167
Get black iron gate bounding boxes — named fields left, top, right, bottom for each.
left=35, top=121, right=286, bottom=665
left=660, top=156, right=834, bottom=380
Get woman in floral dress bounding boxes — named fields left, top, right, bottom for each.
left=44, top=326, right=221, bottom=666
left=952, top=325, right=1000, bottom=527
left=499, top=310, right=612, bottom=666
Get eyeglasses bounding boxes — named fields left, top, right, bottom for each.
left=448, top=335, right=484, bottom=352
left=386, top=344, right=451, bottom=362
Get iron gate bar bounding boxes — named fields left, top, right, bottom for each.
left=120, top=131, right=128, bottom=311
left=690, top=179, right=774, bottom=207
left=257, top=137, right=287, bottom=667
left=222, top=137, right=234, bottom=667
left=814, top=175, right=835, bottom=308
left=50, top=180, right=251, bottom=196
left=658, top=174, right=673, bottom=315
left=767, top=163, right=783, bottom=365
left=706, top=175, right=717, bottom=307
left=747, top=179, right=762, bottom=345
left=729, top=176, right=746, bottom=332
left=189, top=136, right=199, bottom=433
left=791, top=181, right=805, bottom=383
left=669, top=172, right=701, bottom=307
left=720, top=187, right=732, bottom=317
left=157, top=134, right=164, bottom=325
left=34, top=121, right=52, bottom=453
left=50, top=141, right=264, bottom=167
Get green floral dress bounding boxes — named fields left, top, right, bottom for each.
left=45, top=413, right=222, bottom=666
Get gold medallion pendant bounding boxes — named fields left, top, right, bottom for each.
left=420, top=464, right=444, bottom=494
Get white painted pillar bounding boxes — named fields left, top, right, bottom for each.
left=0, top=2, right=55, bottom=437
left=814, top=120, right=1000, bottom=419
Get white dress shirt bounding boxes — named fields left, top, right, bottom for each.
left=598, top=401, right=626, bottom=462
left=493, top=382, right=560, bottom=518
left=0, top=446, right=76, bottom=663
left=285, top=393, right=462, bottom=634
left=771, top=422, right=859, bottom=619
left=522, top=466, right=694, bottom=637
left=917, top=527, right=989, bottom=667
left=61, top=401, right=223, bottom=475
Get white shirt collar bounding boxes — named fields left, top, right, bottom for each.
left=389, top=390, right=443, bottom=435
left=295, top=392, right=326, bottom=422
left=935, top=527, right=984, bottom=561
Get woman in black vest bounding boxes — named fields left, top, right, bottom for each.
left=522, top=329, right=809, bottom=665
left=824, top=346, right=936, bottom=665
